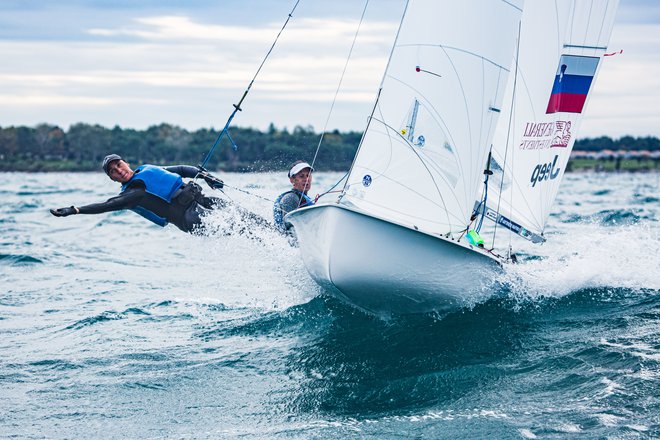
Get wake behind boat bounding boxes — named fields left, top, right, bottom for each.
left=287, top=0, right=619, bottom=314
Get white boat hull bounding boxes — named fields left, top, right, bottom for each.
left=286, top=204, right=502, bottom=315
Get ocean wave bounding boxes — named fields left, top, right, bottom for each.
left=596, top=209, right=647, bottom=226
left=632, top=193, right=659, bottom=204
left=0, top=253, right=43, bottom=265
left=2, top=172, right=658, bottom=438
left=66, top=311, right=125, bottom=329
left=15, top=189, right=80, bottom=196
left=65, top=307, right=150, bottom=330
left=497, top=222, right=660, bottom=299
left=559, top=209, right=649, bottom=226
left=194, top=296, right=335, bottom=341
left=27, top=359, right=82, bottom=371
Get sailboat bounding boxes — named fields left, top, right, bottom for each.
left=287, top=0, right=620, bottom=314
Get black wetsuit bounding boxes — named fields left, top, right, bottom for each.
left=78, top=165, right=223, bottom=233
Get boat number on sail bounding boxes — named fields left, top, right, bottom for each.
left=362, top=175, right=372, bottom=187
left=530, top=155, right=560, bottom=187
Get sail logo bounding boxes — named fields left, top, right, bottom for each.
left=550, top=121, right=572, bottom=148
left=546, top=55, right=599, bottom=114
left=520, top=121, right=572, bottom=150
left=530, top=155, right=561, bottom=187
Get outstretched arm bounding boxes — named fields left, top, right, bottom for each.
left=77, top=190, right=143, bottom=214
left=50, top=187, right=144, bottom=217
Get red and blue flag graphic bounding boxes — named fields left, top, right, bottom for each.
left=546, top=55, right=599, bottom=114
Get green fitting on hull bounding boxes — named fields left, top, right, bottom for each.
left=466, top=230, right=485, bottom=247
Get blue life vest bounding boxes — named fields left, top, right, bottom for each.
left=121, top=165, right=184, bottom=227
left=273, top=189, right=314, bottom=229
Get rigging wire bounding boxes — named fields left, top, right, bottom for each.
left=196, top=0, right=368, bottom=211
left=315, top=171, right=349, bottom=201
left=340, top=1, right=410, bottom=196
left=199, top=0, right=302, bottom=169
left=218, top=171, right=350, bottom=219
left=215, top=183, right=289, bottom=219
left=223, top=183, right=275, bottom=205
left=491, top=20, right=521, bottom=253
left=301, top=0, right=371, bottom=204
left=218, top=173, right=346, bottom=215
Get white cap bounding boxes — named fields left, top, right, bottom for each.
left=288, top=161, right=314, bottom=178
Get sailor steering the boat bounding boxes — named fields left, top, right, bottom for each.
left=273, top=160, right=315, bottom=231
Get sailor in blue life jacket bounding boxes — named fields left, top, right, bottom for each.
left=273, top=160, right=315, bottom=231
left=50, top=154, right=226, bottom=234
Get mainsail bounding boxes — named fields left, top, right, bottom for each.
left=486, top=0, right=619, bottom=240
left=340, top=0, right=524, bottom=236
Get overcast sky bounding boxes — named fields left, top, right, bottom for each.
left=0, top=0, right=658, bottom=138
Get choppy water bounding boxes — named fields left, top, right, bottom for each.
left=1, top=171, right=659, bottom=439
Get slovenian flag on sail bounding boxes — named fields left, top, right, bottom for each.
left=546, top=55, right=599, bottom=114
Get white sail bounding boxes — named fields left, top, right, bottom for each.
left=339, top=0, right=524, bottom=236
left=287, top=0, right=620, bottom=314
left=486, top=0, right=619, bottom=238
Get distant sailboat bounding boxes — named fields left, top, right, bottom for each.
left=287, top=0, right=619, bottom=314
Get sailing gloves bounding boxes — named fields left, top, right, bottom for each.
left=50, top=206, right=78, bottom=217
left=197, top=169, right=224, bottom=190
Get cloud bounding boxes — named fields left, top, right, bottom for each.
left=0, top=3, right=659, bottom=137
left=0, top=13, right=395, bottom=131
left=89, top=15, right=277, bottom=43
left=0, top=94, right=164, bottom=107
left=87, top=15, right=396, bottom=46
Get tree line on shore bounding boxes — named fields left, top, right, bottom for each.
left=0, top=122, right=657, bottom=172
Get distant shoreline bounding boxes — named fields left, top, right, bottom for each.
left=1, top=123, right=658, bottom=173
left=0, top=157, right=658, bottom=173
left=568, top=156, right=659, bottom=173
